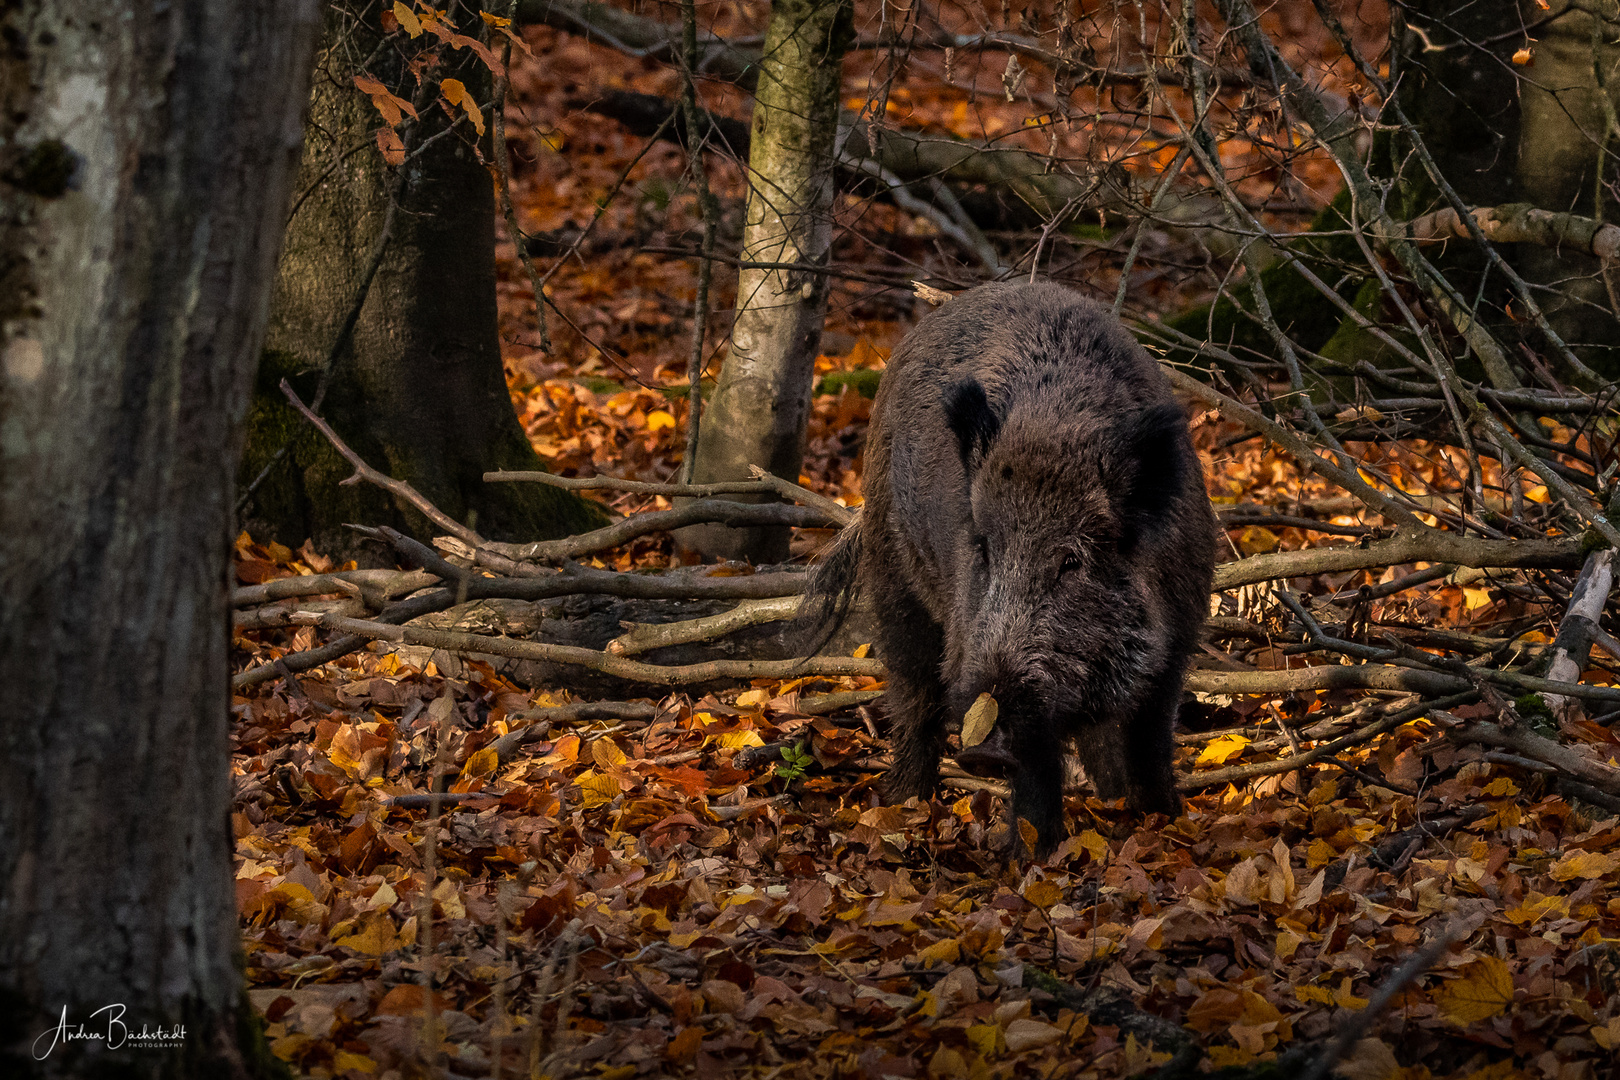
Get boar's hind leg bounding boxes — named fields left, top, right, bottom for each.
left=1119, top=674, right=1184, bottom=817
left=876, top=594, right=950, bottom=805
left=883, top=669, right=950, bottom=804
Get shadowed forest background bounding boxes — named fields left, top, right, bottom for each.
left=9, top=0, right=1620, bottom=1077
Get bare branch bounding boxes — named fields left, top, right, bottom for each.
left=279, top=379, right=485, bottom=547
left=286, top=610, right=884, bottom=685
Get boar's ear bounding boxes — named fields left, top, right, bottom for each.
left=1120, top=403, right=1190, bottom=545
left=943, top=378, right=1000, bottom=468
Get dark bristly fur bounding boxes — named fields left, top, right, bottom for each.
left=796, top=282, right=1216, bottom=857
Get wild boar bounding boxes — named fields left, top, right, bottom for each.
left=797, top=281, right=1215, bottom=856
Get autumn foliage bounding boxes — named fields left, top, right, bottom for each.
left=229, top=2, right=1620, bottom=1078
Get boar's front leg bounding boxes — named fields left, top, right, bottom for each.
left=1117, top=668, right=1184, bottom=817
left=1078, top=675, right=1182, bottom=816
left=1009, top=727, right=1066, bottom=857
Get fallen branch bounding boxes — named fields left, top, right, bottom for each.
left=235, top=597, right=366, bottom=631
left=232, top=569, right=438, bottom=608
left=1213, top=529, right=1582, bottom=590
left=1480, top=753, right=1620, bottom=814
left=1300, top=925, right=1464, bottom=1080
left=484, top=465, right=854, bottom=527
left=376, top=525, right=810, bottom=602
left=799, top=689, right=884, bottom=715
left=488, top=701, right=661, bottom=763
left=287, top=610, right=885, bottom=685
left=232, top=590, right=462, bottom=690
left=1448, top=721, right=1620, bottom=794
left=474, top=499, right=841, bottom=565
left=1188, top=661, right=1620, bottom=703
left=1541, top=549, right=1615, bottom=723
left=607, top=596, right=801, bottom=656
left=1406, top=202, right=1620, bottom=262
left=1180, top=693, right=1477, bottom=791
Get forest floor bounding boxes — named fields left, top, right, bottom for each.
left=231, top=3, right=1620, bottom=1078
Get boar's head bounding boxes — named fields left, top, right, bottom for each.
left=941, top=376, right=1193, bottom=736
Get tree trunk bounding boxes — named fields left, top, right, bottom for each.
left=677, top=0, right=854, bottom=563
left=0, top=2, right=317, bottom=1077
left=239, top=0, right=608, bottom=562
left=1512, top=0, right=1620, bottom=374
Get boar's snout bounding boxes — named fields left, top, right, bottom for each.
left=954, top=722, right=1019, bottom=778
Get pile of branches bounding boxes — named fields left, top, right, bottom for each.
left=236, top=374, right=1620, bottom=814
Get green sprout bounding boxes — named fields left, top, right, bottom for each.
left=773, top=741, right=814, bottom=784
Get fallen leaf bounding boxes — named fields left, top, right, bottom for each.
left=1434, top=956, right=1513, bottom=1024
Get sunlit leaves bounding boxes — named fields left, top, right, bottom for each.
left=439, top=78, right=485, bottom=136
left=353, top=74, right=417, bottom=127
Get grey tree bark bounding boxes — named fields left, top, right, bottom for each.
left=0, top=1, right=318, bottom=1077
left=239, top=0, right=608, bottom=562
left=676, top=0, right=854, bottom=563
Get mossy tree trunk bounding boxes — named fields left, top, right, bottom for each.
left=239, top=0, right=607, bottom=562
left=1512, top=0, right=1620, bottom=372
left=677, top=0, right=855, bottom=563
left=0, top=1, right=317, bottom=1076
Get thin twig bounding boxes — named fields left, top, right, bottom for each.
left=279, top=379, right=485, bottom=547
left=492, top=0, right=550, bottom=350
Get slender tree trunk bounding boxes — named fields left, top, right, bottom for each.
left=0, top=2, right=317, bottom=1077
left=677, top=0, right=854, bottom=563
left=240, top=0, right=608, bottom=562
left=1512, top=0, right=1620, bottom=373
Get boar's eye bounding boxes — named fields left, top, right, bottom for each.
left=1059, top=552, right=1082, bottom=577
left=973, top=536, right=989, bottom=564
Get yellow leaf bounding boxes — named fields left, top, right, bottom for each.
left=432, top=878, right=466, bottom=919
left=962, top=693, right=998, bottom=749
left=336, top=911, right=400, bottom=957
left=1549, top=849, right=1620, bottom=880
left=591, top=738, right=628, bottom=769
left=1198, top=733, right=1250, bottom=765
left=917, top=938, right=960, bottom=967
left=392, top=2, right=422, bottom=36
left=575, top=769, right=619, bottom=808
left=852, top=642, right=871, bottom=658
left=965, top=1023, right=1002, bottom=1056
left=460, top=746, right=498, bottom=781
left=716, top=730, right=765, bottom=750
left=734, top=689, right=770, bottom=708
left=1276, top=930, right=1302, bottom=961
left=332, top=1049, right=378, bottom=1073
left=646, top=409, right=676, bottom=431
left=1236, top=526, right=1280, bottom=554
left=1076, top=828, right=1109, bottom=862
left=1512, top=45, right=1534, bottom=65
left=479, top=9, right=512, bottom=26
left=1434, top=956, right=1513, bottom=1024
left=1023, top=880, right=1062, bottom=910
